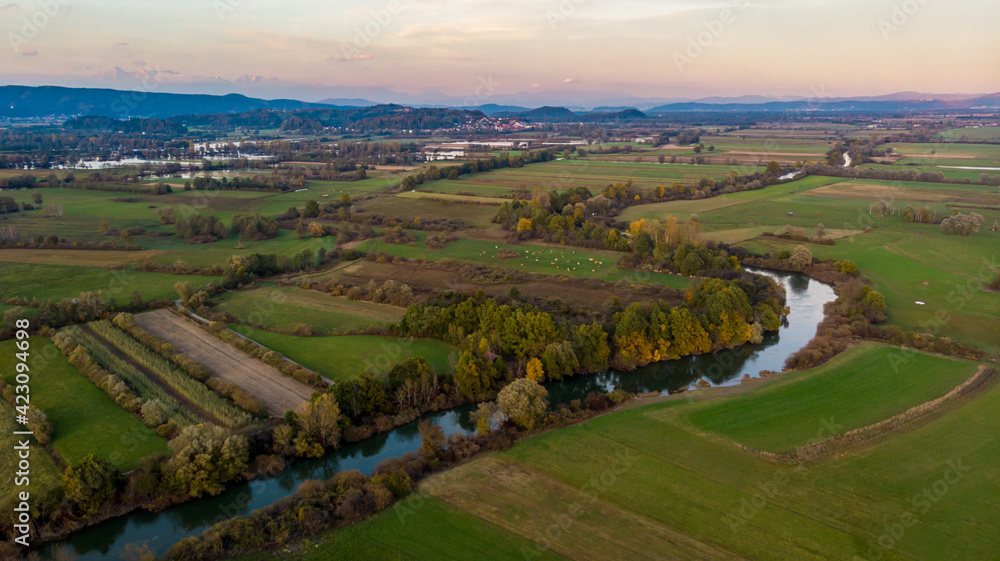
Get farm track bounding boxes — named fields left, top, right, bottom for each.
left=78, top=323, right=223, bottom=425
left=134, top=310, right=314, bottom=416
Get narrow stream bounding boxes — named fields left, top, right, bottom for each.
left=43, top=269, right=834, bottom=560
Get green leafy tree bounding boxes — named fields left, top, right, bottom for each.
left=497, top=378, right=549, bottom=431
left=164, top=424, right=249, bottom=497
left=454, top=350, right=492, bottom=398
left=387, top=357, right=434, bottom=390
left=63, top=454, right=121, bottom=517
left=174, top=281, right=194, bottom=305
left=357, top=372, right=390, bottom=414
left=304, top=200, right=321, bottom=218
left=418, top=419, right=446, bottom=460
left=297, top=393, right=343, bottom=449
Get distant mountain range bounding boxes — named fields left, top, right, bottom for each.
left=0, top=85, right=997, bottom=122
left=647, top=93, right=1000, bottom=113
left=492, top=106, right=647, bottom=122
left=0, top=85, right=352, bottom=119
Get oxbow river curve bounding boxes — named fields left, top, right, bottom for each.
left=41, top=268, right=834, bottom=560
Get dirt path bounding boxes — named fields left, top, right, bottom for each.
left=79, top=323, right=223, bottom=425
left=135, top=310, right=313, bottom=416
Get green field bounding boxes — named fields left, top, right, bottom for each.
left=0, top=262, right=218, bottom=302
left=233, top=327, right=459, bottom=381
left=0, top=398, right=63, bottom=497
left=620, top=175, right=1000, bottom=354
left=0, top=175, right=397, bottom=245
left=684, top=136, right=834, bottom=157
left=353, top=196, right=500, bottom=227
left=232, top=497, right=569, bottom=561
left=356, top=235, right=692, bottom=289
left=686, top=344, right=977, bottom=451
left=935, top=127, right=1000, bottom=142
left=858, top=163, right=1000, bottom=182
left=0, top=338, right=169, bottom=472
left=216, top=285, right=405, bottom=335
left=619, top=175, right=843, bottom=222
left=141, top=228, right=339, bottom=269
left=740, top=228, right=1000, bottom=354
left=415, top=159, right=765, bottom=198
left=889, top=142, right=1000, bottom=167
left=329, top=344, right=994, bottom=561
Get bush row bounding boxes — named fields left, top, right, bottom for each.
left=202, top=318, right=326, bottom=389
left=112, top=313, right=269, bottom=418
left=88, top=320, right=254, bottom=429
left=52, top=329, right=192, bottom=433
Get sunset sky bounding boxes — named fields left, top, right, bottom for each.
left=1, top=0, right=998, bottom=104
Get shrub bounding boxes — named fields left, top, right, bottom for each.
left=788, top=245, right=812, bottom=270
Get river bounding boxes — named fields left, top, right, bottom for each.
left=41, top=269, right=834, bottom=560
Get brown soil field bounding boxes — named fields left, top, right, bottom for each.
left=0, top=249, right=165, bottom=267
left=372, top=165, right=420, bottom=171
left=134, top=310, right=313, bottom=416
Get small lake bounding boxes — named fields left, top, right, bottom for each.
left=41, top=269, right=834, bottom=560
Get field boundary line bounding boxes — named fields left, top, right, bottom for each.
left=180, top=306, right=332, bottom=383
left=427, top=455, right=745, bottom=561
left=79, top=323, right=223, bottom=425
left=738, top=365, right=997, bottom=465
left=575, top=429, right=921, bottom=561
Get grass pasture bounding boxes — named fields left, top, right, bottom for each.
left=233, top=327, right=459, bottom=381
left=858, top=163, right=1000, bottom=183
left=356, top=235, right=693, bottom=289
left=686, top=344, right=977, bottom=451
left=0, top=262, right=218, bottom=302
left=935, top=127, right=1000, bottom=142
left=416, top=159, right=764, bottom=198
left=619, top=175, right=843, bottom=223
left=327, top=343, right=997, bottom=561
left=0, top=249, right=165, bottom=267
left=0, top=338, right=169, bottom=472
left=726, top=176, right=1000, bottom=355
left=216, top=285, right=405, bottom=335
left=889, top=142, right=1000, bottom=167
left=232, top=497, right=570, bottom=561
left=0, top=398, right=63, bottom=498
left=140, top=228, right=339, bottom=269
left=354, top=195, right=501, bottom=225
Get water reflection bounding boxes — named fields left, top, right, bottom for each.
left=548, top=269, right=833, bottom=403
left=43, top=270, right=832, bottom=560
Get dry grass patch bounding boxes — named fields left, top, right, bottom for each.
left=0, top=248, right=165, bottom=267
left=423, top=456, right=742, bottom=561
left=134, top=310, right=314, bottom=416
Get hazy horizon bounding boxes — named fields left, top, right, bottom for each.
left=2, top=0, right=998, bottom=105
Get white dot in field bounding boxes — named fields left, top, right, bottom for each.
left=915, top=301, right=926, bottom=305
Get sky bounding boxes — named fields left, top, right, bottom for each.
left=1, top=0, right=998, bottom=105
